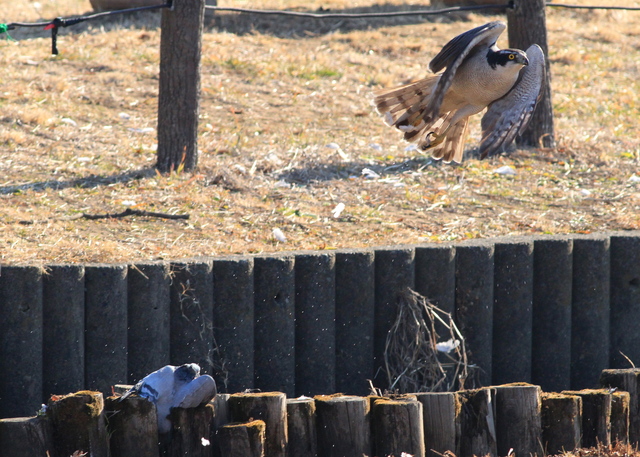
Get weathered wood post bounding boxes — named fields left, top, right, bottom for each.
left=167, top=404, right=214, bottom=457
left=315, top=395, right=370, bottom=457
left=0, top=416, right=52, bottom=457
left=47, top=391, right=110, bottom=457
left=415, top=392, right=460, bottom=457
left=371, top=397, right=425, bottom=457
left=0, top=266, right=43, bottom=418
left=541, top=392, right=582, bottom=454
left=507, top=0, right=555, bottom=148
left=601, top=368, right=640, bottom=445
left=494, top=384, right=543, bottom=457
left=156, top=0, right=205, bottom=173
left=104, top=396, right=159, bottom=457
left=218, top=420, right=266, bottom=457
left=562, top=389, right=612, bottom=447
left=458, top=388, right=497, bottom=457
left=287, top=397, right=317, bottom=457
left=229, top=392, right=287, bottom=457
left=611, top=390, right=630, bottom=444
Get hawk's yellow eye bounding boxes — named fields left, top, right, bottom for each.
left=509, top=54, right=515, bottom=60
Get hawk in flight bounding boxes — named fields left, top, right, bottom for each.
left=374, top=21, right=545, bottom=163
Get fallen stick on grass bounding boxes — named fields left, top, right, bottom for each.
left=81, top=208, right=189, bottom=220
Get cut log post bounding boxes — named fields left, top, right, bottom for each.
left=0, top=265, right=43, bottom=418
left=571, top=235, right=611, bottom=389
left=455, top=241, right=495, bottom=387
left=218, top=420, right=266, bottom=457
left=0, top=416, right=52, bottom=457
left=287, top=397, right=317, bottom=457
left=494, top=384, right=543, bottom=457
left=610, top=235, right=640, bottom=368
left=43, top=264, right=85, bottom=401
left=335, top=249, right=375, bottom=396
left=156, top=0, right=205, bottom=172
left=253, top=255, right=296, bottom=396
left=458, top=388, right=497, bottom=457
left=373, top=246, right=415, bottom=389
left=210, top=393, right=231, bottom=457
left=371, top=397, right=425, bottom=457
left=229, top=392, right=287, bottom=457
left=492, top=239, right=534, bottom=384
left=167, top=403, right=214, bottom=457
left=294, top=251, right=336, bottom=396
left=212, top=256, right=255, bottom=393
left=541, top=392, right=582, bottom=454
left=532, top=237, right=573, bottom=392
left=104, top=396, right=159, bottom=457
left=47, top=391, right=109, bottom=457
left=315, top=395, right=370, bottom=457
left=127, top=262, right=171, bottom=383
left=414, top=392, right=460, bottom=457
left=611, top=391, right=630, bottom=445
left=84, top=264, right=128, bottom=394
left=562, top=389, right=612, bottom=447
left=600, top=368, right=640, bottom=445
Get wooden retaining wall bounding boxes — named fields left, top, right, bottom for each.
left=1, top=372, right=639, bottom=457
left=1, top=232, right=640, bottom=419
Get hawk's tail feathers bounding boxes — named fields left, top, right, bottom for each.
left=373, top=76, right=440, bottom=131
left=429, top=117, right=470, bottom=164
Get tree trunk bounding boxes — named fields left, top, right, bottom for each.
left=156, top=0, right=205, bottom=173
left=507, top=0, right=555, bottom=148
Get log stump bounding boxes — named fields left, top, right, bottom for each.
left=0, top=416, right=52, bottom=457
left=104, top=396, right=159, bottom=457
left=167, top=403, right=214, bottom=457
left=218, top=420, right=266, bottom=457
left=315, top=395, right=370, bottom=457
left=287, top=397, right=317, bottom=457
left=415, top=392, right=460, bottom=457
left=494, top=384, right=543, bottom=457
left=541, top=392, right=582, bottom=454
left=611, top=391, right=630, bottom=445
left=601, top=368, right=640, bottom=445
left=458, top=388, right=497, bottom=457
left=47, top=391, right=109, bottom=457
left=371, top=397, right=425, bottom=457
left=562, top=389, right=612, bottom=447
left=229, top=392, right=287, bottom=457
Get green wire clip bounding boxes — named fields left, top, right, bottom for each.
left=0, top=23, right=15, bottom=41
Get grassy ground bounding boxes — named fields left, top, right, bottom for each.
left=0, top=0, right=639, bottom=264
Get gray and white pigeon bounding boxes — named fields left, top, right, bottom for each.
left=120, top=363, right=217, bottom=433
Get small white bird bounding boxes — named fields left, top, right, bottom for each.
left=120, top=363, right=217, bottom=433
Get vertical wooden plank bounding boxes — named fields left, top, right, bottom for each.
left=455, top=241, right=494, bottom=387
left=169, top=259, right=214, bottom=373
left=492, top=238, right=534, bottom=384
left=541, top=392, right=582, bottom=454
left=335, top=249, right=375, bottom=396
left=415, top=392, right=460, bottom=457
left=85, top=264, right=128, bottom=394
left=610, top=234, right=640, bottom=368
left=253, top=255, right=295, bottom=396
left=43, top=264, right=85, bottom=399
left=374, top=246, right=415, bottom=389
left=287, top=398, right=316, bottom=457
left=295, top=251, right=336, bottom=396
left=127, top=262, right=170, bottom=383
left=611, top=391, right=630, bottom=445
left=0, top=266, right=43, bottom=418
left=212, top=256, right=254, bottom=393
left=531, top=237, right=573, bottom=392
left=415, top=244, right=456, bottom=336
left=315, top=395, right=370, bottom=457
left=571, top=235, right=610, bottom=389
left=494, top=384, right=543, bottom=457
left=156, top=0, right=205, bottom=172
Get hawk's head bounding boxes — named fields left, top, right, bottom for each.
left=487, top=49, right=529, bottom=69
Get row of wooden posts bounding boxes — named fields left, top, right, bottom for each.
left=2, top=232, right=640, bottom=420
left=1, top=368, right=639, bottom=457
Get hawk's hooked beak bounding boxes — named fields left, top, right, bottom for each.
left=518, top=54, right=530, bottom=66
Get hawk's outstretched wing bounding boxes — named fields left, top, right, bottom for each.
left=479, top=44, right=546, bottom=158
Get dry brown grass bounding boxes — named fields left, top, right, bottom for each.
left=1, top=0, right=639, bottom=264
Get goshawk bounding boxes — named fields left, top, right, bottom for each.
left=374, top=21, right=545, bottom=163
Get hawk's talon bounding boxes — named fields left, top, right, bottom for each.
left=424, top=131, right=445, bottom=149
